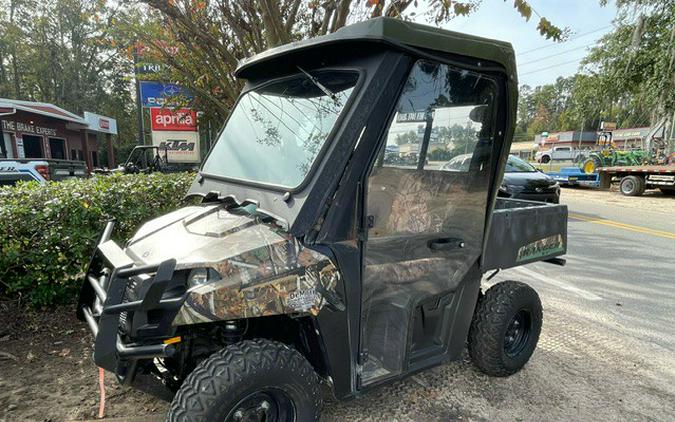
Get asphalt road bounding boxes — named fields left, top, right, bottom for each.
left=323, top=188, right=675, bottom=421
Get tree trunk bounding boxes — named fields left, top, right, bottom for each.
left=258, top=0, right=291, bottom=46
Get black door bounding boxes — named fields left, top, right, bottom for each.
left=359, top=60, right=499, bottom=386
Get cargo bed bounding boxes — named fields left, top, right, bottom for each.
left=483, top=198, right=568, bottom=271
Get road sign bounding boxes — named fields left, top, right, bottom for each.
left=83, top=111, right=118, bottom=135
left=151, top=130, right=200, bottom=163
left=150, top=108, right=197, bottom=131
left=396, top=110, right=434, bottom=123
left=136, top=62, right=163, bottom=75
left=140, top=81, right=193, bottom=107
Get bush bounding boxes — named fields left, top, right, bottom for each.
left=0, top=172, right=196, bottom=306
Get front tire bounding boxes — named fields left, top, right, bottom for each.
left=168, top=339, right=321, bottom=422
left=468, top=281, right=543, bottom=377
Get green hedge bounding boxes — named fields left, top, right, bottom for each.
left=0, top=173, right=196, bottom=306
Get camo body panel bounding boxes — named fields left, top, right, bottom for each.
left=121, top=204, right=339, bottom=326
left=173, top=247, right=339, bottom=325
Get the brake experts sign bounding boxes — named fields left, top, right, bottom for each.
left=151, top=130, right=200, bottom=163
left=150, top=108, right=197, bottom=132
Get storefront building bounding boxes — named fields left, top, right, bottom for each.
left=0, top=98, right=117, bottom=170
left=533, top=127, right=651, bottom=151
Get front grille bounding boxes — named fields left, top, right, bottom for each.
left=118, top=277, right=140, bottom=335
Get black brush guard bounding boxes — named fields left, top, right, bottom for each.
left=77, top=221, right=183, bottom=383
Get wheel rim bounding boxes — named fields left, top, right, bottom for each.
left=622, top=179, right=634, bottom=194
left=583, top=160, right=595, bottom=174
left=226, top=389, right=295, bottom=422
left=504, top=309, right=532, bottom=357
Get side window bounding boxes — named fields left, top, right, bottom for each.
left=379, top=61, right=496, bottom=172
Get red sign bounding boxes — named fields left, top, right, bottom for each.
left=150, top=108, right=197, bottom=131
left=99, top=118, right=110, bottom=129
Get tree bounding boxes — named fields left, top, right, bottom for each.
left=514, top=1, right=674, bottom=141
left=0, top=0, right=137, bottom=164
left=581, top=3, right=674, bottom=126
left=129, top=0, right=566, bottom=127
left=395, top=130, right=418, bottom=146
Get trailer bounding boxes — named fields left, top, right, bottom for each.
left=546, top=167, right=599, bottom=187
left=598, top=165, right=675, bottom=196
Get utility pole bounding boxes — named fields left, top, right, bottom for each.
left=661, top=20, right=675, bottom=155
left=133, top=46, right=145, bottom=145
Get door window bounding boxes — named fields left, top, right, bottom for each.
left=360, top=60, right=498, bottom=385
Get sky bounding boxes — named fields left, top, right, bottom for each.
left=424, top=0, right=618, bottom=87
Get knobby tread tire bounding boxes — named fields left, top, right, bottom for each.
left=167, top=339, right=321, bottom=422
left=468, top=280, right=542, bottom=377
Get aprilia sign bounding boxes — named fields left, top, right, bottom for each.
left=151, top=108, right=197, bottom=131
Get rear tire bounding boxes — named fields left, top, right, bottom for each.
left=167, top=339, right=321, bottom=422
left=468, top=281, right=542, bottom=377
left=582, top=157, right=601, bottom=174
left=540, top=155, right=550, bottom=164
left=619, top=175, right=645, bottom=196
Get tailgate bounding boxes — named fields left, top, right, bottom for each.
left=483, top=198, right=568, bottom=271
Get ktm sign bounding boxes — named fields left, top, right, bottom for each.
left=152, top=130, right=200, bottom=163
left=159, top=140, right=195, bottom=151
left=150, top=108, right=198, bottom=131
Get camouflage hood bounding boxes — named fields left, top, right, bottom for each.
left=125, top=203, right=290, bottom=269
left=124, top=203, right=339, bottom=325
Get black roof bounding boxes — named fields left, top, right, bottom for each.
left=235, top=17, right=517, bottom=82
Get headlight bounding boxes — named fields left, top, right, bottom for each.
left=187, top=268, right=220, bottom=287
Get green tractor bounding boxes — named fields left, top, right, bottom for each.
left=581, top=130, right=649, bottom=174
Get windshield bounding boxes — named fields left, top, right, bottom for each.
left=505, top=155, right=536, bottom=172
left=201, top=71, right=358, bottom=188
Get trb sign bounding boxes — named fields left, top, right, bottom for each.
left=150, top=108, right=197, bottom=131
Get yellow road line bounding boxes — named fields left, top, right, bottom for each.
left=568, top=213, right=675, bottom=240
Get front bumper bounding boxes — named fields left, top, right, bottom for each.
left=77, top=221, right=184, bottom=383
left=511, top=191, right=560, bottom=204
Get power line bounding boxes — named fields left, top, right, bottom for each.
left=517, top=25, right=612, bottom=57
left=519, top=45, right=591, bottom=66
left=519, top=56, right=587, bottom=76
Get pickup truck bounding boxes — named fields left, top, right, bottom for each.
left=535, top=146, right=586, bottom=164
left=0, top=159, right=87, bottom=186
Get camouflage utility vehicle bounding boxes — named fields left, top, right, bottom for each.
left=78, top=17, right=568, bottom=421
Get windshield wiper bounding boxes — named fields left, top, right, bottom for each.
left=297, top=66, right=341, bottom=105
